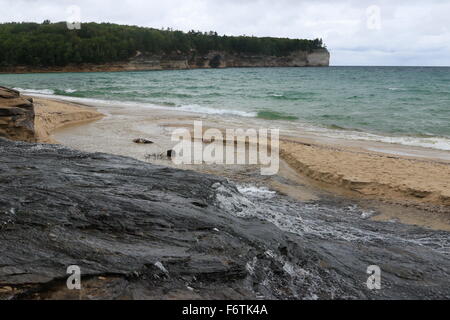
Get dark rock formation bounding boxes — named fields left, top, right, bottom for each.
left=0, top=87, right=36, bottom=142
left=133, top=138, right=154, bottom=144
left=167, top=149, right=175, bottom=158
left=0, top=138, right=449, bottom=300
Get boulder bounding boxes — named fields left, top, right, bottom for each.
left=0, top=86, right=36, bottom=142
left=133, top=138, right=154, bottom=144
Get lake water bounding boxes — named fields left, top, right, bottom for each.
left=2, top=66, right=450, bottom=150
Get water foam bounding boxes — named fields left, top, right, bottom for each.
left=13, top=87, right=450, bottom=151
left=13, top=88, right=257, bottom=118
left=13, top=87, right=55, bottom=95
left=320, top=128, right=450, bottom=151
left=237, top=185, right=277, bottom=199
left=177, top=104, right=257, bottom=117
left=213, top=182, right=450, bottom=254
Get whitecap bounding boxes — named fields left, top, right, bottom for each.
left=301, top=125, right=450, bottom=151
left=177, top=104, right=257, bottom=117
left=13, top=87, right=55, bottom=95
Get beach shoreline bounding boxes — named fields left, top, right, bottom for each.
left=32, top=97, right=105, bottom=143
left=31, top=95, right=450, bottom=229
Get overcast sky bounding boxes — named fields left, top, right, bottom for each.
left=1, top=0, right=449, bottom=66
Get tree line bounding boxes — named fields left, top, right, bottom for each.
left=0, top=22, right=325, bottom=67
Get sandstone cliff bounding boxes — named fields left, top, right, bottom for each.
left=1, top=49, right=330, bottom=74
left=0, top=87, right=36, bottom=142
left=129, top=48, right=330, bottom=70
left=0, top=87, right=104, bottom=143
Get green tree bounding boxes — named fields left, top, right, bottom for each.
left=0, top=22, right=325, bottom=68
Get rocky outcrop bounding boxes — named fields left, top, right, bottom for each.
left=0, top=87, right=36, bottom=142
left=0, top=138, right=449, bottom=300
left=0, top=89, right=103, bottom=143
left=130, top=48, right=330, bottom=69
left=0, top=49, right=330, bottom=74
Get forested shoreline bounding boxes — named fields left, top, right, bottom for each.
left=0, top=22, right=325, bottom=68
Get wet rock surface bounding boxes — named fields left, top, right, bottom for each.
left=0, top=87, right=36, bottom=142
left=0, top=138, right=449, bottom=300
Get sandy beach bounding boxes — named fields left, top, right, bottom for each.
left=32, top=97, right=104, bottom=143
left=279, top=139, right=450, bottom=207
left=31, top=96, right=450, bottom=230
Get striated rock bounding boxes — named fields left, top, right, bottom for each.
left=306, top=48, right=330, bottom=66
left=0, top=86, right=36, bottom=142
left=0, top=87, right=20, bottom=99
left=1, top=49, right=330, bottom=74
left=0, top=138, right=449, bottom=300
left=133, top=49, right=331, bottom=70
left=195, top=49, right=330, bottom=68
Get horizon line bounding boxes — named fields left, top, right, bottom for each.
left=330, top=65, right=450, bottom=67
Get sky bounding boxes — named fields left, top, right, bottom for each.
left=1, top=0, right=449, bottom=66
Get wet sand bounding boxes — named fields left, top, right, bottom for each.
left=280, top=139, right=450, bottom=207
left=35, top=96, right=450, bottom=230
left=33, top=97, right=104, bottom=143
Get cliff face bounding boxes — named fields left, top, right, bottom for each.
left=0, top=49, right=330, bottom=74
left=130, top=48, right=330, bottom=69
left=0, top=87, right=36, bottom=142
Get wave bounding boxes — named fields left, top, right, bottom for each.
left=13, top=87, right=450, bottom=151
left=177, top=104, right=256, bottom=117
left=361, top=135, right=450, bottom=151
left=13, top=87, right=55, bottom=95
left=326, top=124, right=361, bottom=131
left=309, top=126, right=450, bottom=151
left=14, top=87, right=77, bottom=95
left=15, top=88, right=257, bottom=118
left=257, top=111, right=299, bottom=121
left=53, top=89, right=80, bottom=96
left=150, top=92, right=192, bottom=98
left=268, top=92, right=316, bottom=101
